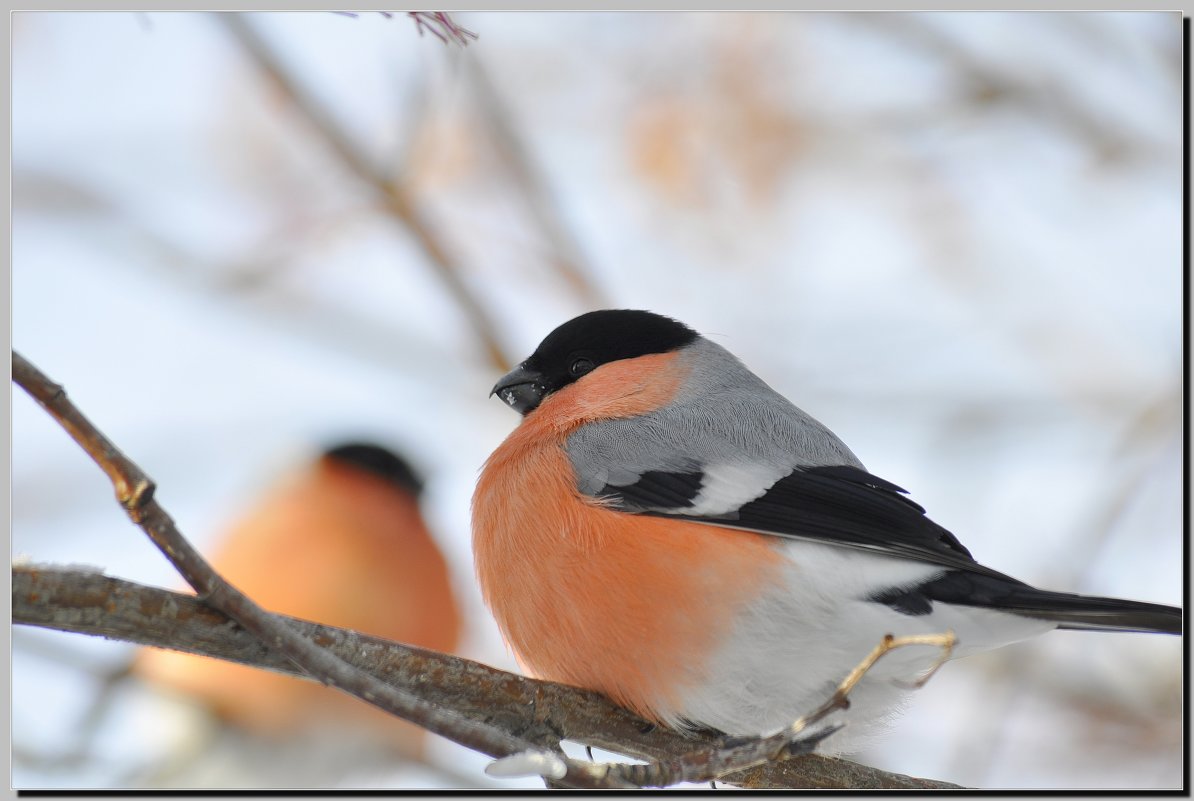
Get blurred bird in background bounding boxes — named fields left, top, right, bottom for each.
left=134, top=442, right=461, bottom=787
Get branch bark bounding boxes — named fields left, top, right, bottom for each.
left=13, top=564, right=962, bottom=790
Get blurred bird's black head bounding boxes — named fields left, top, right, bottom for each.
left=323, top=442, right=425, bottom=497
left=491, top=309, right=698, bottom=415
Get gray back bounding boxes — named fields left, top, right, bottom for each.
left=566, top=337, right=863, bottom=498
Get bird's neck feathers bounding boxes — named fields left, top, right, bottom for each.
left=519, top=349, right=692, bottom=436
left=473, top=346, right=692, bottom=558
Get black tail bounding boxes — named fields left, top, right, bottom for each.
left=913, top=572, right=1183, bottom=635
left=1013, top=592, right=1183, bottom=635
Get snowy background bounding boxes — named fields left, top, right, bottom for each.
left=12, top=11, right=1183, bottom=790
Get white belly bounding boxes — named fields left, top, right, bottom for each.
left=669, top=540, right=1056, bottom=754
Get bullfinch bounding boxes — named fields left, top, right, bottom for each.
left=472, top=309, right=1181, bottom=752
left=136, top=442, right=461, bottom=755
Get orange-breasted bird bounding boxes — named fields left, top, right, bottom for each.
left=137, top=442, right=461, bottom=755
left=472, top=309, right=1181, bottom=752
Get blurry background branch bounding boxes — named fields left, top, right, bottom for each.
left=13, top=565, right=962, bottom=790
left=844, top=13, right=1169, bottom=163
left=221, top=12, right=512, bottom=371
left=463, top=55, right=608, bottom=308
left=7, top=627, right=134, bottom=774
left=9, top=168, right=476, bottom=391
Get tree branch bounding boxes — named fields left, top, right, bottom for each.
left=13, top=564, right=962, bottom=790
left=13, top=350, right=965, bottom=788
left=11, top=351, right=626, bottom=789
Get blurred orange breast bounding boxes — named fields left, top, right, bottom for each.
left=136, top=458, right=460, bottom=751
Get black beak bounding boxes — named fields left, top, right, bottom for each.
left=491, top=363, right=547, bottom=415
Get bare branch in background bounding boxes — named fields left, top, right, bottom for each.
left=1067, top=383, right=1183, bottom=580
left=13, top=168, right=482, bottom=394
left=220, top=13, right=511, bottom=371
left=846, top=13, right=1161, bottom=164
left=465, top=56, right=608, bottom=307
left=1062, top=13, right=1181, bottom=95
left=14, top=565, right=964, bottom=790
left=10, top=628, right=136, bottom=773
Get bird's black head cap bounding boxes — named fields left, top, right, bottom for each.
left=492, top=310, right=698, bottom=415
left=323, top=442, right=425, bottom=497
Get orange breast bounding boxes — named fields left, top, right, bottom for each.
left=473, top=352, right=782, bottom=722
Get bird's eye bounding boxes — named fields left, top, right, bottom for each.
left=569, top=357, right=595, bottom=377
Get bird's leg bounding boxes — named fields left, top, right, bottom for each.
left=776, top=631, right=958, bottom=754
left=606, top=631, right=958, bottom=786
left=886, top=632, right=958, bottom=690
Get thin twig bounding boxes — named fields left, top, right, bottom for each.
left=10, top=352, right=626, bottom=789
left=594, top=632, right=958, bottom=787
left=408, top=12, right=478, bottom=47
left=219, top=13, right=510, bottom=372
left=334, top=10, right=477, bottom=46
left=13, top=565, right=964, bottom=789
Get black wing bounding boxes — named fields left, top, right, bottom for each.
left=601, top=464, right=1018, bottom=581
left=600, top=464, right=1182, bottom=630
left=597, top=469, right=705, bottom=510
